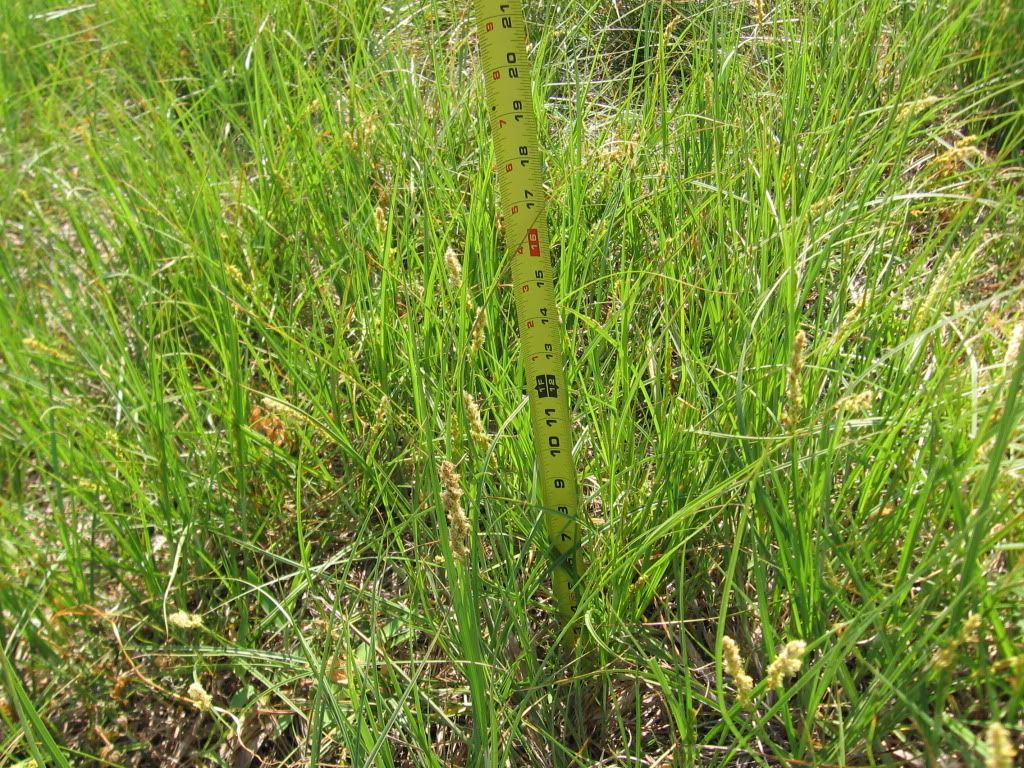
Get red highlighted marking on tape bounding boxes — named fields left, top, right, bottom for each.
left=528, top=228, right=540, bottom=257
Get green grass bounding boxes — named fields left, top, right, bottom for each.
left=1, top=0, right=1023, bottom=765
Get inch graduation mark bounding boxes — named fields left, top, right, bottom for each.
left=473, top=0, right=583, bottom=628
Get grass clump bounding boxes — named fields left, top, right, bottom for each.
left=1, top=0, right=1022, bottom=765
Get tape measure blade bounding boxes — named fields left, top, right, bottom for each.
left=474, top=0, right=582, bottom=625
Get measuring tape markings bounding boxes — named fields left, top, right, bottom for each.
left=473, top=0, right=583, bottom=623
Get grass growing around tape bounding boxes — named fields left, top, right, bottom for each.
left=2, top=0, right=1023, bottom=765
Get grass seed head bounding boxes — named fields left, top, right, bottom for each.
left=1005, top=320, right=1022, bottom=372
left=931, top=645, right=956, bottom=670
left=766, top=640, right=806, bottom=690
left=837, top=390, right=875, bottom=414
left=840, top=291, right=868, bottom=334
left=186, top=681, right=213, bottom=712
left=897, top=95, right=939, bottom=120
left=440, top=460, right=470, bottom=562
left=168, top=611, right=204, bottom=630
left=931, top=613, right=982, bottom=670
left=249, top=405, right=290, bottom=448
left=462, top=391, right=490, bottom=450
left=915, top=262, right=951, bottom=329
left=23, top=336, right=71, bottom=362
left=470, top=305, right=486, bottom=354
left=722, top=636, right=754, bottom=703
left=961, top=612, right=982, bottom=644
left=370, top=395, right=389, bottom=435
left=445, top=247, right=463, bottom=287
left=984, top=722, right=1017, bottom=768
left=934, top=134, right=985, bottom=172
left=225, top=263, right=244, bottom=284
left=782, top=331, right=807, bottom=431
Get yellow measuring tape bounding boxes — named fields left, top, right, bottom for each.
left=472, top=0, right=582, bottom=632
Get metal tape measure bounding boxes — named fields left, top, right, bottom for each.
left=472, top=0, right=582, bottom=631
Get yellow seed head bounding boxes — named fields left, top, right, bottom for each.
left=470, top=306, right=487, bottom=354
left=915, top=263, right=951, bottom=329
left=931, top=645, right=956, bottom=670
left=897, top=95, right=938, bottom=120
left=445, top=247, right=463, bottom=287
left=440, top=460, right=470, bottom=562
left=985, top=722, right=1017, bottom=768
left=370, top=395, right=389, bottom=435
left=168, top=611, right=204, bottom=630
left=791, top=331, right=806, bottom=375
left=1005, top=321, right=1022, bottom=372
left=722, top=636, right=754, bottom=702
left=766, top=640, right=806, bottom=690
left=961, top=612, right=982, bottom=644
left=260, top=396, right=303, bottom=419
left=837, top=390, right=875, bottom=414
left=374, top=205, right=387, bottom=234
left=841, top=291, right=867, bottom=331
left=225, top=264, right=244, bottom=284
left=932, top=612, right=983, bottom=670
left=782, top=331, right=806, bottom=431
left=186, top=681, right=213, bottom=712
left=23, top=336, right=71, bottom=362
left=934, top=135, right=984, bottom=171
left=462, top=392, right=490, bottom=451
